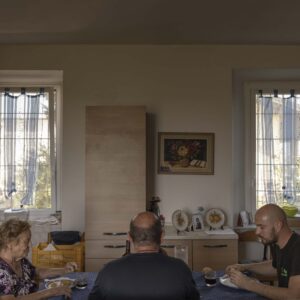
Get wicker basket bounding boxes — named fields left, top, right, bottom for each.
left=32, top=242, right=85, bottom=271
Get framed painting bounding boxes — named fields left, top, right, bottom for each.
left=158, top=132, right=214, bottom=174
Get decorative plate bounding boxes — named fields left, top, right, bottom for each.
left=172, top=210, right=189, bottom=232
left=45, top=277, right=76, bottom=289
left=219, top=275, right=238, bottom=289
left=220, top=274, right=258, bottom=289
left=205, top=208, right=225, bottom=229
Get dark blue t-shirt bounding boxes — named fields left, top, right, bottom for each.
left=272, top=232, right=300, bottom=287
left=88, top=252, right=199, bottom=300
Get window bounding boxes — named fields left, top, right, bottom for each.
left=246, top=83, right=300, bottom=213
left=0, top=70, right=62, bottom=216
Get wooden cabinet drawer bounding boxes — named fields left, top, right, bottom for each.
left=161, top=239, right=193, bottom=269
left=193, top=239, right=238, bottom=271
left=85, top=258, right=114, bottom=272
left=85, top=239, right=127, bottom=259
left=85, top=230, right=128, bottom=240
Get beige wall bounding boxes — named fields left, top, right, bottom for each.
left=1, top=45, right=300, bottom=231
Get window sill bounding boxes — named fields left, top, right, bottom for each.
left=0, top=209, right=61, bottom=224
left=234, top=217, right=300, bottom=230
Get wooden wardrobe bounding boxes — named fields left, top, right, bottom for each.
left=85, top=106, right=146, bottom=271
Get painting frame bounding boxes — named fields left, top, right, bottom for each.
left=158, top=132, right=214, bottom=175
left=192, top=214, right=204, bottom=231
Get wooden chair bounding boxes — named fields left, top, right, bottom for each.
left=237, top=229, right=274, bottom=285
left=238, top=230, right=269, bottom=261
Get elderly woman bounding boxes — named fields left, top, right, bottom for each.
left=0, top=218, right=77, bottom=299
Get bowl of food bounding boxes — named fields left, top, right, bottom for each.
left=282, top=205, right=298, bottom=217
left=45, top=277, right=76, bottom=289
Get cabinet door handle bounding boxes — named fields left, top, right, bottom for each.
left=103, top=232, right=127, bottom=236
left=161, top=245, right=175, bottom=249
left=104, top=245, right=126, bottom=248
left=203, top=244, right=228, bottom=248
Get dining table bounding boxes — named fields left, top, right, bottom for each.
left=41, top=271, right=267, bottom=300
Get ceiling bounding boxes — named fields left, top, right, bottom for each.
left=1, top=0, right=300, bottom=45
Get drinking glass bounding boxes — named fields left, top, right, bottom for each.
left=76, top=273, right=88, bottom=289
left=204, top=270, right=217, bottom=287
left=174, top=245, right=188, bottom=265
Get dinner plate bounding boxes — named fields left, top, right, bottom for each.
left=219, top=275, right=238, bottom=289
left=45, top=277, right=76, bottom=289
left=172, top=210, right=189, bottom=232
left=205, top=208, right=225, bottom=229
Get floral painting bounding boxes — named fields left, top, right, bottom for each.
left=158, top=132, right=214, bottom=174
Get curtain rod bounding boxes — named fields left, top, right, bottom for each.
left=258, top=89, right=296, bottom=97
left=3, top=87, right=45, bottom=96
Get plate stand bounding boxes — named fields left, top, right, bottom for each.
left=208, top=225, right=224, bottom=231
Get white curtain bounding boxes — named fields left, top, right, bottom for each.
left=3, top=90, right=17, bottom=200
left=2, top=89, right=42, bottom=207
left=256, top=92, right=298, bottom=205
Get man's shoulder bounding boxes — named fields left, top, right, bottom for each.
left=160, top=254, right=187, bottom=265
left=101, top=253, right=189, bottom=271
left=292, top=232, right=300, bottom=245
left=284, top=232, right=300, bottom=253
left=100, top=253, right=150, bottom=270
left=102, top=255, right=130, bottom=268
left=294, top=231, right=300, bottom=238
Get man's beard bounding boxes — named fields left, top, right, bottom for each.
left=258, top=228, right=277, bottom=245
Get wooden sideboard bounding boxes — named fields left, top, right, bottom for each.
left=162, top=227, right=238, bottom=271
left=85, top=223, right=238, bottom=271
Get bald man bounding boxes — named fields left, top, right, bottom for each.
left=88, top=212, right=199, bottom=300
left=226, top=204, right=300, bottom=299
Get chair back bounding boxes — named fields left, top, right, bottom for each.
left=237, top=230, right=268, bottom=260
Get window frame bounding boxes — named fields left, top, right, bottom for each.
left=0, top=70, right=63, bottom=219
left=245, top=81, right=300, bottom=217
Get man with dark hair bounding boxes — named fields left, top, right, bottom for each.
left=89, top=211, right=199, bottom=300
left=226, top=204, right=300, bottom=299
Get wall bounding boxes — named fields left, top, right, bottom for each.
left=1, top=45, right=300, bottom=232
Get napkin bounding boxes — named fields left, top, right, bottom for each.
left=43, top=243, right=57, bottom=251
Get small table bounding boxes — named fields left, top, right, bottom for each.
left=41, top=271, right=267, bottom=300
